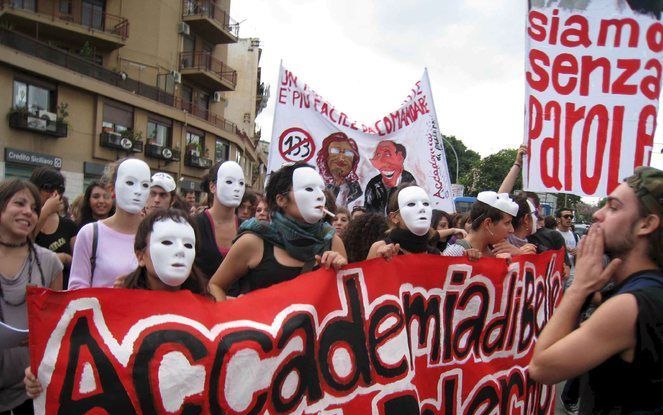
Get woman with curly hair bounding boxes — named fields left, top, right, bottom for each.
left=342, top=212, right=388, bottom=263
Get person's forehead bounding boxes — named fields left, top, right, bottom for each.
left=609, top=182, right=637, bottom=205
left=151, top=186, right=168, bottom=194
left=377, top=141, right=395, bottom=150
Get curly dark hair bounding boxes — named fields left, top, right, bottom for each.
left=342, top=213, right=388, bottom=263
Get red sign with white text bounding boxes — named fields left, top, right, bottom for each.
left=28, top=253, right=564, bottom=415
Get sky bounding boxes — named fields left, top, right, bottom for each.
left=230, top=0, right=663, bottom=171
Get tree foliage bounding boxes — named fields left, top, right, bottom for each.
left=441, top=135, right=481, bottom=188
left=465, top=149, right=519, bottom=196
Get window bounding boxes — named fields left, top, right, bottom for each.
left=235, top=148, right=244, bottom=166
left=13, top=80, right=55, bottom=114
left=82, top=0, right=104, bottom=30
left=147, top=120, right=172, bottom=147
left=186, top=130, right=204, bottom=156
left=197, top=91, right=209, bottom=113
left=102, top=100, right=133, bottom=133
left=215, top=138, right=229, bottom=162
left=59, top=0, right=72, bottom=15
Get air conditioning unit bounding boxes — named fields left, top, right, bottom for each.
left=178, top=22, right=190, bottom=36
left=171, top=71, right=182, bottom=84
left=213, top=91, right=223, bottom=102
left=38, top=110, right=57, bottom=122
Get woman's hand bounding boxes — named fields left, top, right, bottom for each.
left=24, top=367, right=43, bottom=399
left=377, top=243, right=400, bottom=261
left=465, top=248, right=482, bottom=262
left=316, top=251, right=348, bottom=271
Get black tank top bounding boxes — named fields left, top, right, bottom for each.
left=239, top=238, right=303, bottom=293
left=579, top=275, right=663, bottom=414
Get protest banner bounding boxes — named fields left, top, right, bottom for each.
left=28, top=252, right=564, bottom=415
left=524, top=1, right=662, bottom=197
left=268, top=66, right=454, bottom=213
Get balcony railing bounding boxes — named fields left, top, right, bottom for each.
left=0, top=0, right=129, bottom=39
left=8, top=111, right=68, bottom=137
left=175, top=97, right=236, bottom=134
left=99, top=131, right=143, bottom=152
left=184, top=149, right=212, bottom=169
left=145, top=143, right=181, bottom=162
left=179, top=51, right=237, bottom=88
left=182, top=0, right=239, bottom=38
left=0, top=28, right=243, bottom=139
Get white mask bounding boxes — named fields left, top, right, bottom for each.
left=397, top=186, right=432, bottom=236
left=292, top=167, right=326, bottom=224
left=149, top=219, right=196, bottom=287
left=216, top=161, right=245, bottom=207
left=115, top=159, right=151, bottom=214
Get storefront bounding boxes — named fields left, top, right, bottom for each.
left=3, top=147, right=62, bottom=180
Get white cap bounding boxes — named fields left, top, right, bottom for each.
left=151, top=172, right=176, bottom=192
left=477, top=191, right=519, bottom=217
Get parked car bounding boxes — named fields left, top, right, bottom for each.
left=574, top=223, right=590, bottom=236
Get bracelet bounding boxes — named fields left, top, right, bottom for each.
left=513, top=163, right=521, bottom=168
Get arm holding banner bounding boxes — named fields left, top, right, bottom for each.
left=315, top=235, right=348, bottom=269
left=529, top=225, right=634, bottom=384
left=208, top=233, right=258, bottom=301
left=498, top=144, right=527, bottom=194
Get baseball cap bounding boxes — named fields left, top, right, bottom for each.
left=151, top=172, right=176, bottom=192
left=626, top=166, right=663, bottom=216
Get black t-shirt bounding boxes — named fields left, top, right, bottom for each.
left=35, top=216, right=77, bottom=287
left=579, top=271, right=663, bottom=414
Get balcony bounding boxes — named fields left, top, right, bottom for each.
left=184, top=149, right=212, bottom=169
left=182, top=0, right=238, bottom=44
left=0, top=0, right=129, bottom=50
left=179, top=51, right=236, bottom=91
left=175, top=97, right=236, bottom=134
left=0, top=28, right=242, bottom=136
left=8, top=110, right=67, bottom=137
left=145, top=143, right=180, bottom=162
left=99, top=131, right=143, bottom=153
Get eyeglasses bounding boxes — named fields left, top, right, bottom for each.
left=562, top=214, right=574, bottom=220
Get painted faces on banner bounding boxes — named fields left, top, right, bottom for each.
left=114, top=159, right=151, bottom=214
left=371, top=141, right=406, bottom=188
left=292, top=167, right=326, bottom=224
left=316, top=132, right=363, bottom=207
left=216, top=161, right=245, bottom=208
left=398, top=186, right=432, bottom=236
left=149, top=219, right=196, bottom=287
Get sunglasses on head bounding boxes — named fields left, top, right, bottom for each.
left=562, top=214, right=574, bottom=220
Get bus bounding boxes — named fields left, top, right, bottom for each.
left=453, top=197, right=476, bottom=213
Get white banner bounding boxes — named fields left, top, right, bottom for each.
left=268, top=66, right=454, bottom=213
left=524, top=1, right=662, bottom=197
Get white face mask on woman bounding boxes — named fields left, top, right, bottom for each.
left=115, top=159, right=151, bottom=214
left=292, top=167, right=326, bottom=224
left=149, top=219, right=196, bottom=287
left=398, top=186, right=432, bottom=236
left=216, top=161, right=245, bottom=207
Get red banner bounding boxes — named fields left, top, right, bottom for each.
left=28, top=252, right=564, bottom=415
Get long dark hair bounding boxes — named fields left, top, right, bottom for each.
left=122, top=209, right=207, bottom=294
left=342, top=213, right=388, bottom=263
left=77, top=181, right=115, bottom=227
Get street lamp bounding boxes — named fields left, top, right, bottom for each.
left=441, top=135, right=459, bottom=184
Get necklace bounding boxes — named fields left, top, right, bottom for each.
left=0, top=243, right=45, bottom=308
left=0, top=239, right=28, bottom=248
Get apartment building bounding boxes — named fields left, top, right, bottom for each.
left=0, top=0, right=264, bottom=200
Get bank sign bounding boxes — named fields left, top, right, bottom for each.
left=5, top=148, right=62, bottom=169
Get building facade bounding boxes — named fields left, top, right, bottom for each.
left=0, top=0, right=263, bottom=200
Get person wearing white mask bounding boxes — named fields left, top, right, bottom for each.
left=69, top=158, right=151, bottom=289
left=24, top=208, right=207, bottom=402
left=208, top=162, right=347, bottom=301
left=367, top=184, right=441, bottom=260
left=193, top=161, right=245, bottom=286
left=442, top=191, right=518, bottom=260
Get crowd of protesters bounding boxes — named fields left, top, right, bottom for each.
left=1, top=146, right=662, bottom=415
